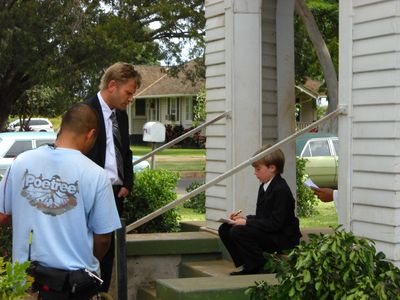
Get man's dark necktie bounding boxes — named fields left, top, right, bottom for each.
left=110, top=112, right=124, bottom=181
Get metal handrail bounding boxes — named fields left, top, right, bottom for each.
left=133, top=111, right=231, bottom=165
left=126, top=107, right=345, bottom=233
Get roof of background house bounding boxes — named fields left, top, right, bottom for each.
left=134, top=63, right=204, bottom=97
left=296, top=78, right=325, bottom=99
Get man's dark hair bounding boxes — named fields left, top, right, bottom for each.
left=59, top=103, right=98, bottom=136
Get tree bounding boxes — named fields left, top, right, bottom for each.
left=295, top=0, right=338, bottom=131
left=0, top=0, right=205, bottom=131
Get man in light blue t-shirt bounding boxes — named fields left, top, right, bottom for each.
left=0, top=103, right=121, bottom=299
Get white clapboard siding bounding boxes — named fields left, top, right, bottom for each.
left=205, top=0, right=227, bottom=226
left=352, top=204, right=400, bottom=226
left=352, top=221, right=400, bottom=245
left=344, top=0, right=400, bottom=266
left=352, top=155, right=400, bottom=174
left=353, top=188, right=400, bottom=208
left=352, top=87, right=399, bottom=105
left=262, top=0, right=277, bottom=145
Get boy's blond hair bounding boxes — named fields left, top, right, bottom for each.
left=251, top=144, right=285, bottom=174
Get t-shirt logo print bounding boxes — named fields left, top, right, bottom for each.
left=20, top=170, right=79, bottom=216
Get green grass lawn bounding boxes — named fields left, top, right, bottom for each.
left=132, top=145, right=205, bottom=156
left=299, top=201, right=338, bottom=228
left=178, top=201, right=338, bottom=228
left=156, top=161, right=205, bottom=172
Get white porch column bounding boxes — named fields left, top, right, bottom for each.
left=276, top=0, right=296, bottom=195
left=225, top=0, right=263, bottom=215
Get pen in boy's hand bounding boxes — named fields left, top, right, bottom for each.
left=232, top=210, right=242, bottom=217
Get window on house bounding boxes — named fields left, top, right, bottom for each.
left=135, top=99, right=146, bottom=116
left=149, top=98, right=160, bottom=121
left=184, top=97, right=193, bottom=121
left=167, top=98, right=180, bottom=122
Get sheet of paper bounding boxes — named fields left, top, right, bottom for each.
left=303, top=178, right=319, bottom=190
left=217, top=218, right=233, bottom=224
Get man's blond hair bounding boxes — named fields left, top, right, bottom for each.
left=99, top=62, right=142, bottom=90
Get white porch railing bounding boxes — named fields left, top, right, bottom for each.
left=296, top=121, right=315, bottom=130
left=132, top=111, right=231, bottom=166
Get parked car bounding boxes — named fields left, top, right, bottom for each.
left=296, top=133, right=338, bottom=188
left=0, top=132, right=57, bottom=176
left=132, top=155, right=150, bottom=173
left=7, top=118, right=54, bottom=132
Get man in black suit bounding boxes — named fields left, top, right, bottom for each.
left=219, top=145, right=302, bottom=275
left=85, top=62, right=142, bottom=292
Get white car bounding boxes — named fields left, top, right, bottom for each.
left=132, top=155, right=150, bottom=173
left=0, top=132, right=57, bottom=176
left=7, top=118, right=54, bottom=132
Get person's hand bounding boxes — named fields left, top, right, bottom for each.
left=117, top=187, right=130, bottom=198
left=229, top=211, right=245, bottom=221
left=313, top=188, right=334, bottom=202
left=230, top=217, right=246, bottom=226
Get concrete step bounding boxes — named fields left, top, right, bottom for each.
left=126, top=231, right=221, bottom=256
left=137, top=284, right=158, bottom=300
left=156, top=274, right=278, bottom=300
left=179, top=220, right=206, bottom=232
left=180, top=259, right=235, bottom=278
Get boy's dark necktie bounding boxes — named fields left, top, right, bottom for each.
left=110, top=112, right=124, bottom=181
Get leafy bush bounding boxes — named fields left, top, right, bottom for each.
left=296, top=157, right=318, bottom=217
left=0, top=226, right=12, bottom=259
left=183, top=181, right=206, bottom=213
left=164, top=124, right=206, bottom=148
left=246, top=227, right=400, bottom=300
left=124, top=169, right=181, bottom=233
left=0, top=257, right=32, bottom=299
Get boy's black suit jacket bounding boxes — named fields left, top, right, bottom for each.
left=85, top=95, right=133, bottom=190
left=246, top=174, right=301, bottom=250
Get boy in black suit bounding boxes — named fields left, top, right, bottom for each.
left=219, top=145, right=301, bottom=275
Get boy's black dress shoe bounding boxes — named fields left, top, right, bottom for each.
left=230, top=268, right=261, bottom=275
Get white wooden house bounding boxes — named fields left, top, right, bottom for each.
left=127, top=65, right=204, bottom=142
left=204, top=0, right=400, bottom=266
left=339, top=0, right=400, bottom=266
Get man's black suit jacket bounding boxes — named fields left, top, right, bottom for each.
left=246, top=174, right=302, bottom=250
left=85, top=95, right=133, bottom=190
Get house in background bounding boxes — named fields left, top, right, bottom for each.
left=127, top=64, right=204, bottom=143
left=295, top=78, right=327, bottom=130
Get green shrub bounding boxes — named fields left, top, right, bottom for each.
left=246, top=227, right=400, bottom=300
left=296, top=157, right=318, bottom=217
left=0, top=257, right=32, bottom=299
left=124, top=169, right=181, bottom=233
left=183, top=181, right=206, bottom=213
left=0, top=226, right=12, bottom=259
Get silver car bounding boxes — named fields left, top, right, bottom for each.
left=0, top=132, right=57, bottom=176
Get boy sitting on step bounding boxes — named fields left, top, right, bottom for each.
left=218, top=145, right=301, bottom=275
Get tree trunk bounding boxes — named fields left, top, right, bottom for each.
left=295, top=0, right=338, bottom=133
left=0, top=70, right=32, bottom=131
